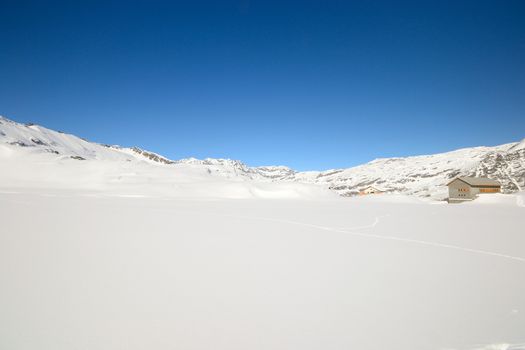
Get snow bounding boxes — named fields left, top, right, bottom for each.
left=0, top=117, right=333, bottom=199
left=0, top=190, right=524, bottom=350
left=1, top=116, right=524, bottom=198
left=513, top=191, right=525, bottom=208
left=0, top=147, right=332, bottom=199
left=462, top=193, right=521, bottom=206
left=294, top=143, right=522, bottom=198
left=509, top=138, right=525, bottom=151
left=1, top=116, right=525, bottom=349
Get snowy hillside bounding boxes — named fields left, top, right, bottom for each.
left=0, top=116, right=331, bottom=199
left=176, top=139, right=525, bottom=200
left=1, top=115, right=524, bottom=199
left=293, top=142, right=525, bottom=199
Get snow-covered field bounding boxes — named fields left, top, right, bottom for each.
left=1, top=116, right=524, bottom=349
left=1, top=189, right=524, bottom=350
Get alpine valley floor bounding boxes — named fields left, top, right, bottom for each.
left=1, top=189, right=524, bottom=350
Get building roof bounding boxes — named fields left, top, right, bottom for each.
left=361, top=186, right=386, bottom=192
left=447, top=176, right=501, bottom=187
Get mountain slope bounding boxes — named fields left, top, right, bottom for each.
left=1, top=115, right=524, bottom=199
left=0, top=116, right=332, bottom=199
left=292, top=142, right=525, bottom=199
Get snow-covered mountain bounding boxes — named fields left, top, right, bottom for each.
left=174, top=134, right=525, bottom=199
left=0, top=116, right=331, bottom=199
left=292, top=141, right=525, bottom=199
left=1, top=115, right=524, bottom=199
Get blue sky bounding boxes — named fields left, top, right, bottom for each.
left=1, top=0, right=524, bottom=170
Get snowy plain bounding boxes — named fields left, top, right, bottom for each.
left=1, top=188, right=524, bottom=350
left=1, top=117, right=524, bottom=350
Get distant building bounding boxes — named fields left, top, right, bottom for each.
left=359, top=186, right=385, bottom=195
left=447, top=176, right=501, bottom=203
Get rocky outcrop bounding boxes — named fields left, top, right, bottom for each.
left=131, top=147, right=175, bottom=165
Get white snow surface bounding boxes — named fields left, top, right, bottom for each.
left=1, top=116, right=525, bottom=349
left=0, top=190, right=524, bottom=350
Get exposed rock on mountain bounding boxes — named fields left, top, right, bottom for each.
left=131, top=147, right=175, bottom=165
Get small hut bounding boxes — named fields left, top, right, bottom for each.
left=359, top=186, right=385, bottom=195
left=447, top=176, right=501, bottom=203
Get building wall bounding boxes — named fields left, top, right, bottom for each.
left=448, top=179, right=474, bottom=200
left=360, top=187, right=383, bottom=195
left=448, top=179, right=501, bottom=202
left=479, top=187, right=500, bottom=193
left=470, top=187, right=500, bottom=195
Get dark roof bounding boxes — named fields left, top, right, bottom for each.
left=447, top=176, right=501, bottom=187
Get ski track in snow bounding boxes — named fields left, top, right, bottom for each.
left=218, top=213, right=525, bottom=264
left=330, top=215, right=389, bottom=231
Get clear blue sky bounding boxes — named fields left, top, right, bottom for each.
left=1, top=0, right=524, bottom=170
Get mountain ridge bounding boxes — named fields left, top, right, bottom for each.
left=1, top=115, right=524, bottom=199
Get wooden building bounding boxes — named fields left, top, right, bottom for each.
left=359, top=186, right=385, bottom=195
left=447, top=176, right=501, bottom=203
